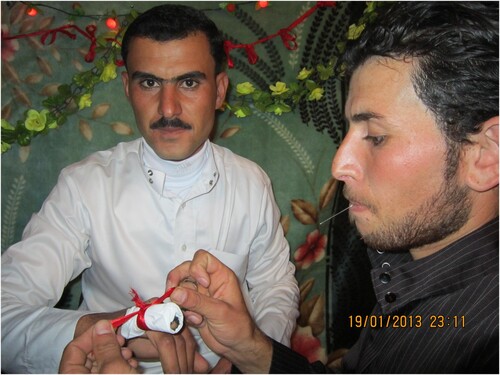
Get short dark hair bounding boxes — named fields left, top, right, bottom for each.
left=343, top=2, right=499, bottom=147
left=121, top=4, right=226, bottom=74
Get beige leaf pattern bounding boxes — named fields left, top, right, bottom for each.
left=40, top=83, right=60, bottom=96
left=319, top=177, right=338, bottom=210
left=2, top=102, right=13, bottom=120
left=280, top=215, right=290, bottom=236
left=220, top=126, right=240, bottom=139
left=78, top=48, right=88, bottom=58
left=2, top=62, right=21, bottom=84
left=24, top=73, right=44, bottom=84
left=72, top=59, right=83, bottom=72
left=12, top=86, right=32, bottom=107
left=38, top=16, right=55, bottom=30
left=299, top=278, right=315, bottom=302
left=308, top=293, right=325, bottom=336
left=111, top=122, right=134, bottom=135
left=19, top=146, right=30, bottom=163
left=20, top=17, right=36, bottom=33
left=9, top=3, right=28, bottom=25
left=50, top=47, right=61, bottom=62
left=37, top=56, right=53, bottom=76
left=92, top=103, right=110, bottom=119
left=291, top=199, right=318, bottom=225
left=298, top=294, right=317, bottom=325
left=298, top=294, right=325, bottom=336
left=79, top=120, right=93, bottom=141
left=27, top=37, right=43, bottom=50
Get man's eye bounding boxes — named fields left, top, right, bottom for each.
left=180, top=79, right=199, bottom=89
left=364, top=135, right=386, bottom=146
left=140, top=79, right=160, bottom=88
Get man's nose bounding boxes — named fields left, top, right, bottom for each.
left=158, top=85, right=181, bottom=118
left=331, top=132, right=361, bottom=183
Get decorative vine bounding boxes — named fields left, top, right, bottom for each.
left=1, top=1, right=383, bottom=153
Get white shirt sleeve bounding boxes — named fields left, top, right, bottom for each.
left=1, top=172, right=92, bottom=373
left=244, top=181, right=300, bottom=346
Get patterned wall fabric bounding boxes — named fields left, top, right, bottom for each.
left=1, top=1, right=374, bottom=368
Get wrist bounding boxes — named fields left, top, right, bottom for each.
left=229, top=328, right=273, bottom=374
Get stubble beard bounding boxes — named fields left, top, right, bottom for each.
left=351, top=172, right=472, bottom=253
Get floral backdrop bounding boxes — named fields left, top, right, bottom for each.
left=1, top=1, right=375, bottom=369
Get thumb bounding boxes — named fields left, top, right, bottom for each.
left=92, top=321, right=125, bottom=369
left=170, top=287, right=220, bottom=322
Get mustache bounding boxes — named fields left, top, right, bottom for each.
left=150, top=117, right=192, bottom=130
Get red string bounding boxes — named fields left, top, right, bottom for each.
left=111, top=287, right=176, bottom=330
left=2, top=24, right=101, bottom=63
left=244, top=45, right=259, bottom=65
left=3, top=2, right=336, bottom=68
left=224, top=1, right=336, bottom=67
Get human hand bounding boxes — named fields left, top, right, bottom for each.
left=146, top=326, right=210, bottom=373
left=167, top=249, right=273, bottom=373
left=76, top=310, right=161, bottom=361
left=115, top=291, right=210, bottom=372
left=210, top=357, right=233, bottom=374
left=59, top=319, right=138, bottom=374
left=62, top=319, right=210, bottom=374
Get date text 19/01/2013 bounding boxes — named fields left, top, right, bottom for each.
left=348, top=315, right=465, bottom=329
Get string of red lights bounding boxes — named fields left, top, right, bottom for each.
left=3, top=1, right=336, bottom=67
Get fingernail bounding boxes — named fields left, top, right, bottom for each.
left=171, top=289, right=187, bottom=304
left=187, top=314, right=203, bottom=326
left=95, top=320, right=113, bottom=335
left=198, top=277, right=209, bottom=288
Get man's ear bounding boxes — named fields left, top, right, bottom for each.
left=215, top=72, right=229, bottom=110
left=121, top=71, right=130, bottom=100
left=463, top=116, right=498, bottom=192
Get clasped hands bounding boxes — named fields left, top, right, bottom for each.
left=59, top=250, right=272, bottom=374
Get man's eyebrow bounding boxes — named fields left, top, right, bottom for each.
left=130, top=71, right=207, bottom=83
left=346, top=111, right=384, bottom=123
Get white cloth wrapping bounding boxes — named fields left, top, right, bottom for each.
left=120, top=299, right=184, bottom=339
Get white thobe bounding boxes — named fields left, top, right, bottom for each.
left=1, top=138, right=299, bottom=373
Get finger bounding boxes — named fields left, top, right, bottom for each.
left=91, top=320, right=134, bottom=373
left=189, top=250, right=242, bottom=300
left=146, top=330, right=181, bottom=373
left=166, top=250, right=216, bottom=291
left=174, top=333, right=189, bottom=373
left=194, top=352, right=210, bottom=373
left=166, top=260, right=193, bottom=290
left=181, top=327, right=200, bottom=373
left=188, top=250, right=219, bottom=288
left=171, top=254, right=244, bottom=319
left=210, top=357, right=233, bottom=374
left=127, top=357, right=139, bottom=369
left=90, top=359, right=99, bottom=374
left=175, top=328, right=195, bottom=373
left=179, top=276, right=199, bottom=291
left=126, top=336, right=160, bottom=359
left=120, top=347, right=134, bottom=361
left=183, top=310, right=206, bottom=327
left=170, top=287, right=231, bottom=326
left=59, top=324, right=96, bottom=373
left=59, top=344, right=92, bottom=373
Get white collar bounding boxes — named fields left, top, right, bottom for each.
left=141, top=139, right=217, bottom=200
